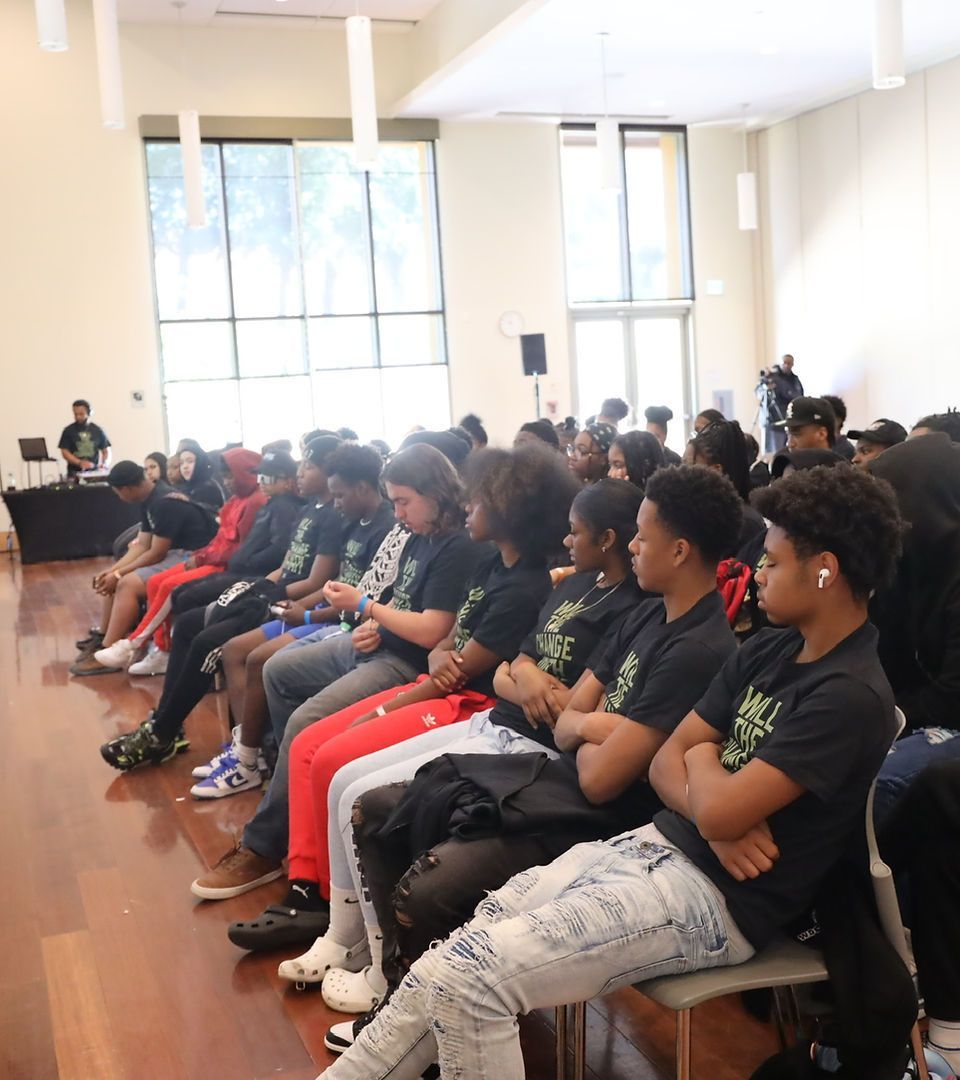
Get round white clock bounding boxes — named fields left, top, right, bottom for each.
left=498, top=310, right=524, bottom=338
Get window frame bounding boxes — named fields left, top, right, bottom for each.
left=143, top=135, right=450, bottom=449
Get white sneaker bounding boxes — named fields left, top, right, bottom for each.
left=192, top=726, right=240, bottom=779
left=322, top=965, right=388, bottom=1014
left=277, top=935, right=370, bottom=987
left=128, top=647, right=169, bottom=676
left=189, top=754, right=262, bottom=800
left=93, top=639, right=137, bottom=669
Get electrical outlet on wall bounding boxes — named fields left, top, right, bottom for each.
left=131, top=390, right=145, bottom=408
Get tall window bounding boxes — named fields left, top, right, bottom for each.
left=146, top=139, right=449, bottom=451
left=559, top=125, right=695, bottom=451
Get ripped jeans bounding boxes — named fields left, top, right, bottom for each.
left=874, top=726, right=960, bottom=824
left=321, top=823, right=754, bottom=1080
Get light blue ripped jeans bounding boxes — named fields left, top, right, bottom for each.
left=320, top=823, right=754, bottom=1080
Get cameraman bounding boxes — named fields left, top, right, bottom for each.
left=759, top=354, right=804, bottom=451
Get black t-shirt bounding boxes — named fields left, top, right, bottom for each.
left=377, top=530, right=484, bottom=672
left=229, top=492, right=305, bottom=575
left=278, top=500, right=343, bottom=585
left=339, top=500, right=396, bottom=587
left=58, top=421, right=110, bottom=473
left=591, top=592, right=737, bottom=825
left=186, top=478, right=225, bottom=511
left=737, top=504, right=766, bottom=555
left=834, top=435, right=856, bottom=461
left=655, top=622, right=896, bottom=950
left=492, top=572, right=646, bottom=747
left=448, top=552, right=552, bottom=697
left=139, top=480, right=217, bottom=551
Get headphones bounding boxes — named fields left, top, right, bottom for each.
left=818, top=568, right=831, bottom=590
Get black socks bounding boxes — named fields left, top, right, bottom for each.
left=282, top=879, right=329, bottom=912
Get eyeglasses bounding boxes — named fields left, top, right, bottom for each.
left=566, top=445, right=597, bottom=459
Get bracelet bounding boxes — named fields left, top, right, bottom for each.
left=375, top=703, right=387, bottom=717
left=304, top=610, right=311, bottom=625
left=358, top=595, right=371, bottom=617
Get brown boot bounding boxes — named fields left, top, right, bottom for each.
left=190, top=843, right=283, bottom=901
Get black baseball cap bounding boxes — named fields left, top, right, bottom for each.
left=107, top=461, right=145, bottom=488
left=847, top=418, right=908, bottom=447
left=252, top=450, right=298, bottom=479
left=774, top=396, right=836, bottom=431
left=302, top=434, right=342, bottom=468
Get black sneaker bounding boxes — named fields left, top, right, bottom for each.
left=75, top=628, right=103, bottom=650
left=324, top=991, right=392, bottom=1054
left=100, top=721, right=179, bottom=771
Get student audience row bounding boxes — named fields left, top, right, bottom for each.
left=66, top=401, right=960, bottom=1079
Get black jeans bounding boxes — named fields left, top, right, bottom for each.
left=880, top=758, right=960, bottom=1021
left=169, top=572, right=245, bottom=617
left=150, top=606, right=249, bottom=744
left=354, top=782, right=564, bottom=989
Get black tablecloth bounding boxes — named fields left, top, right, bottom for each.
left=3, top=485, right=140, bottom=564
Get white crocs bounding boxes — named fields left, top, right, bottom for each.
left=321, top=965, right=388, bottom=1014
left=277, top=935, right=369, bottom=988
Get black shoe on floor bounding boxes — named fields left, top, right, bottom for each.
left=227, top=903, right=330, bottom=951
left=75, top=629, right=104, bottom=651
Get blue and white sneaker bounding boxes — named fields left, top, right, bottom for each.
left=191, top=728, right=238, bottom=780
left=190, top=752, right=263, bottom=800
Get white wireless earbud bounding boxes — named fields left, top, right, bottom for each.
left=818, top=568, right=831, bottom=590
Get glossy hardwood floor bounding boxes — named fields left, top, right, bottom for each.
left=2, top=558, right=780, bottom=1080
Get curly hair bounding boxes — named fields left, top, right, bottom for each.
left=383, top=443, right=465, bottom=533
left=752, top=465, right=903, bottom=600
left=518, top=419, right=561, bottom=449
left=573, top=478, right=644, bottom=559
left=465, top=443, right=580, bottom=562
left=610, top=431, right=664, bottom=492
left=821, top=394, right=847, bottom=426
left=459, top=414, right=488, bottom=448
left=600, top=397, right=630, bottom=422
left=914, top=409, right=960, bottom=443
left=693, top=419, right=752, bottom=500
left=325, top=444, right=383, bottom=489
left=644, top=465, right=744, bottom=565
left=645, top=405, right=674, bottom=427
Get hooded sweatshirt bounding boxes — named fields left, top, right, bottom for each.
left=192, top=448, right=267, bottom=568
left=870, top=433, right=960, bottom=731
left=178, top=439, right=225, bottom=511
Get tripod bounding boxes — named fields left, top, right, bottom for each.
left=754, top=378, right=786, bottom=453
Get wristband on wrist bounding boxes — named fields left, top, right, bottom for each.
left=375, top=703, right=387, bottom=717
left=358, top=595, right=371, bottom=616
left=304, top=610, right=311, bottom=625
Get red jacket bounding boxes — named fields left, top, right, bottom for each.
left=193, top=449, right=267, bottom=568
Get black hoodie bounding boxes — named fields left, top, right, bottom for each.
left=177, top=439, right=225, bottom=512
left=870, top=433, right=960, bottom=732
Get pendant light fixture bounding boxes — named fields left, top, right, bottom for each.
left=596, top=33, right=622, bottom=194
left=872, top=0, right=906, bottom=90
left=35, top=0, right=68, bottom=52
left=173, top=2, right=205, bottom=228
left=92, top=0, right=125, bottom=129
left=345, top=6, right=379, bottom=170
left=737, top=105, right=758, bottom=231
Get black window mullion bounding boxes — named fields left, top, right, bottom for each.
left=361, top=166, right=381, bottom=368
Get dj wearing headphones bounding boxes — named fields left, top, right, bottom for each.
left=58, top=399, right=112, bottom=476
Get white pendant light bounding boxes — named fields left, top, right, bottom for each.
left=737, top=172, right=758, bottom=231
left=872, top=0, right=905, bottom=90
left=92, top=0, right=125, bottom=129
left=345, top=14, right=379, bottom=170
left=35, top=0, right=68, bottom=52
left=178, top=111, right=206, bottom=229
left=596, top=33, right=622, bottom=194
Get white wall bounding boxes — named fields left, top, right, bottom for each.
left=758, top=57, right=960, bottom=429
left=0, top=0, right=757, bottom=503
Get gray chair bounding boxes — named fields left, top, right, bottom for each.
left=555, top=708, right=929, bottom=1080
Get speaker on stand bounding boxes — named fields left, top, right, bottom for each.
left=520, top=333, right=547, bottom=419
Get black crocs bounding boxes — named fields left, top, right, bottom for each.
left=227, top=904, right=330, bottom=951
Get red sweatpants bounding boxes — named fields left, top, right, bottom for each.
left=286, top=675, right=494, bottom=895
left=128, top=563, right=220, bottom=651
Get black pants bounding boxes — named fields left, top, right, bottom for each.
left=150, top=606, right=250, bottom=744
left=880, top=759, right=960, bottom=1021
left=354, top=782, right=564, bottom=989
left=169, top=572, right=246, bottom=617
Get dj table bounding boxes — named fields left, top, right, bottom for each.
left=3, top=484, right=140, bottom=564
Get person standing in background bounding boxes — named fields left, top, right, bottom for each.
left=58, top=399, right=111, bottom=476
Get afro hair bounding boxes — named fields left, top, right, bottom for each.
left=644, top=465, right=743, bottom=565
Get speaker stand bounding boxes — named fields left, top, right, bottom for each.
left=533, top=372, right=542, bottom=419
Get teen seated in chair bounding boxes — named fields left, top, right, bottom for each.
left=322, top=464, right=904, bottom=1080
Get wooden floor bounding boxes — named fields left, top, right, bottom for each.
left=1, top=558, right=781, bottom=1080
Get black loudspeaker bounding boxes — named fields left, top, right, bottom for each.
left=520, top=333, right=547, bottom=376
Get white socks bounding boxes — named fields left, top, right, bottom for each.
left=235, top=741, right=259, bottom=770
left=928, top=1018, right=960, bottom=1071
left=368, top=930, right=387, bottom=996
left=327, top=886, right=365, bottom=947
